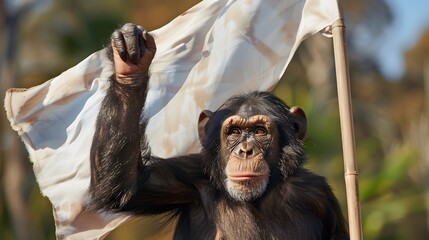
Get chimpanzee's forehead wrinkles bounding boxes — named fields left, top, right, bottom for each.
left=223, top=115, right=272, bottom=129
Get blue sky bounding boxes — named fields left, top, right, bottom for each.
left=376, top=0, right=429, bottom=80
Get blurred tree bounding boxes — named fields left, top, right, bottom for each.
left=1, top=1, right=44, bottom=239
left=347, top=4, right=428, bottom=239
left=344, top=0, right=393, bottom=70
left=275, top=1, right=429, bottom=239
left=404, top=28, right=429, bottom=234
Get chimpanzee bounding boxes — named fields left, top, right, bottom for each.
left=89, top=23, right=348, bottom=240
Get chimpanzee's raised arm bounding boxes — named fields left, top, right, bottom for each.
left=88, top=24, right=203, bottom=215
left=88, top=23, right=155, bottom=212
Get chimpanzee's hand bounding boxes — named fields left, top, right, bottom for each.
left=111, top=23, right=156, bottom=86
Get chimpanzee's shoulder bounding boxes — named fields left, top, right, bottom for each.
left=279, top=167, right=336, bottom=201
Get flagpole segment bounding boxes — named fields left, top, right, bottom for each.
left=331, top=18, right=363, bottom=240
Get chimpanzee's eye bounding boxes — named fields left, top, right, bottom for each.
left=254, top=127, right=267, bottom=135
left=227, top=127, right=241, bottom=135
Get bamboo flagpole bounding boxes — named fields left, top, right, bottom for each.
left=331, top=16, right=363, bottom=240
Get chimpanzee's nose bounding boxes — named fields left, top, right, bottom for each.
left=234, top=142, right=260, bottom=159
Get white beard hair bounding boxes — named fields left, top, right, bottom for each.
left=225, top=176, right=269, bottom=202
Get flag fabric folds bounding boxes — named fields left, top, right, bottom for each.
left=4, top=0, right=340, bottom=238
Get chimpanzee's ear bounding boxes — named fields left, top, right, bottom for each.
left=290, top=106, right=307, bottom=140
left=198, top=110, right=213, bottom=144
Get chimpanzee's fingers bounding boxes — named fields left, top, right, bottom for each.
left=142, top=30, right=156, bottom=55
left=111, top=30, right=127, bottom=62
left=121, top=23, right=141, bottom=65
left=136, top=25, right=146, bottom=58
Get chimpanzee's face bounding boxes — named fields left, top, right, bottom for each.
left=198, top=92, right=307, bottom=202
left=220, top=112, right=279, bottom=202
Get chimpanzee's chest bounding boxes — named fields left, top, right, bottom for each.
left=172, top=198, right=284, bottom=240
left=172, top=194, right=325, bottom=240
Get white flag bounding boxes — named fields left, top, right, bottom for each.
left=4, top=0, right=341, bottom=239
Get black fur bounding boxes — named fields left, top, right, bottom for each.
left=88, top=45, right=348, bottom=239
